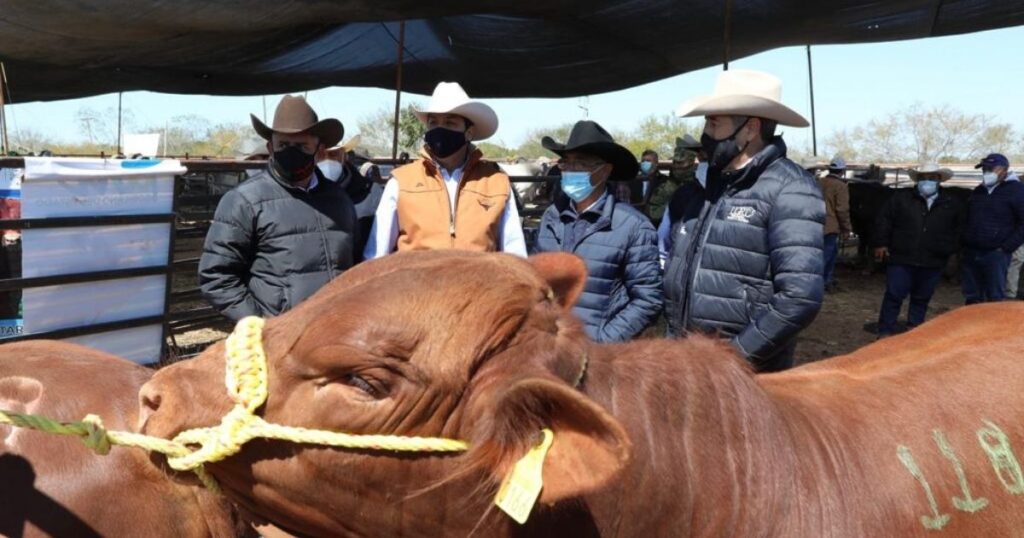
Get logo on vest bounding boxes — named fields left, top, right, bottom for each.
left=478, top=199, right=495, bottom=210
left=726, top=206, right=757, bottom=224
left=415, top=182, right=425, bottom=187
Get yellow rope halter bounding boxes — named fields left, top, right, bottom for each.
left=0, top=316, right=468, bottom=490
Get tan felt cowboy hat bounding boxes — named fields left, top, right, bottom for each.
left=413, top=82, right=498, bottom=140
left=327, top=134, right=362, bottom=153
left=251, top=95, right=343, bottom=148
left=908, top=163, right=954, bottom=182
left=676, top=70, right=809, bottom=127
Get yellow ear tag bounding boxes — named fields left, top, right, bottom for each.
left=494, top=428, right=555, bottom=524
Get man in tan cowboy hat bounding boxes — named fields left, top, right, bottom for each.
left=663, top=70, right=825, bottom=372
left=364, top=82, right=526, bottom=258
left=872, top=163, right=963, bottom=337
left=199, top=95, right=357, bottom=321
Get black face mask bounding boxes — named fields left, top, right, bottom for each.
left=272, top=145, right=317, bottom=183
left=700, top=118, right=751, bottom=172
left=424, top=127, right=468, bottom=159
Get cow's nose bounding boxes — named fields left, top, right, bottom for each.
left=136, top=383, right=163, bottom=432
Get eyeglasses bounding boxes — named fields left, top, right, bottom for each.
left=558, top=159, right=606, bottom=171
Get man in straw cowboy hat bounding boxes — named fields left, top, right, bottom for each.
left=872, top=164, right=964, bottom=337
left=819, top=156, right=853, bottom=292
left=199, top=95, right=357, bottom=321
left=962, top=152, right=1024, bottom=303
left=664, top=69, right=825, bottom=372
left=535, top=120, right=662, bottom=343
left=364, top=82, right=526, bottom=258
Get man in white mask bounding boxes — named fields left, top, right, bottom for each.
left=963, top=153, right=1024, bottom=303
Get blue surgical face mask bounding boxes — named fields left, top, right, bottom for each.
left=916, top=179, right=938, bottom=198
left=640, top=161, right=654, bottom=174
left=560, top=171, right=596, bottom=203
left=695, top=162, right=709, bottom=188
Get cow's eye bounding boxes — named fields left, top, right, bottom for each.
left=344, top=373, right=385, bottom=398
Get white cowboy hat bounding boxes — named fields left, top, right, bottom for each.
left=413, top=82, right=498, bottom=140
left=907, top=163, right=954, bottom=182
left=676, top=70, right=809, bottom=127
left=327, top=134, right=361, bottom=153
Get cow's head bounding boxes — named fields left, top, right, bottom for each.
left=139, top=251, right=630, bottom=536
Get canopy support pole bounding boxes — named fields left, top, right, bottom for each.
left=391, top=20, right=406, bottom=160
left=117, top=92, right=123, bottom=156
left=723, top=0, right=733, bottom=70
left=806, top=45, right=818, bottom=157
left=0, top=62, right=8, bottom=155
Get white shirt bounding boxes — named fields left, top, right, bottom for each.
left=363, top=163, right=527, bottom=259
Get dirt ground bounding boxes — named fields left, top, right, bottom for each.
left=793, top=259, right=965, bottom=365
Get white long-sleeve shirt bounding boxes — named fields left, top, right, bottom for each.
left=363, top=164, right=527, bottom=259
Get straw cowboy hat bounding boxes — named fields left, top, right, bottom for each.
left=413, top=82, right=498, bottom=140
left=327, top=134, right=361, bottom=153
left=251, top=95, right=343, bottom=148
left=542, top=120, right=639, bottom=181
left=908, top=163, right=954, bottom=182
left=676, top=70, right=809, bottom=127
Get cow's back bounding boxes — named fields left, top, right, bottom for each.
left=0, top=341, right=242, bottom=537
left=761, top=302, right=1024, bottom=536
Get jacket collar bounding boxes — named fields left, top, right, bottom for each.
left=419, top=145, right=484, bottom=179
left=713, top=136, right=787, bottom=196
left=267, top=163, right=327, bottom=193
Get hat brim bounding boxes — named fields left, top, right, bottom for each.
left=541, top=137, right=639, bottom=181
left=676, top=94, right=809, bottom=127
left=413, top=102, right=498, bottom=140
left=250, top=114, right=344, bottom=149
left=327, top=134, right=362, bottom=153
left=908, top=169, right=954, bottom=182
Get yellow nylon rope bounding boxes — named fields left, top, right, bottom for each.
left=0, top=316, right=468, bottom=490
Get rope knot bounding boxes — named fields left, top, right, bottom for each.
left=80, top=414, right=111, bottom=455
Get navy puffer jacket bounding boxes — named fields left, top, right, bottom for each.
left=663, top=138, right=824, bottom=371
left=536, top=191, right=662, bottom=343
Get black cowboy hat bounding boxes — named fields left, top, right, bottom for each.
left=251, top=95, right=344, bottom=148
left=541, top=120, right=639, bottom=181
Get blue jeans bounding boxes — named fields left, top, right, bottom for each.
left=823, top=234, right=840, bottom=286
left=878, top=264, right=943, bottom=335
left=962, top=248, right=1011, bottom=304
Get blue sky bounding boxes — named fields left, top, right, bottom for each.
left=5, top=25, right=1022, bottom=155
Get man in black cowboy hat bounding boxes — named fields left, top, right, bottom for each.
left=535, top=120, right=662, bottom=343
left=199, top=95, right=357, bottom=321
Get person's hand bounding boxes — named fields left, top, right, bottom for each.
left=874, top=247, right=889, bottom=262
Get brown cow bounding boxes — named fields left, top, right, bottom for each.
left=139, top=250, right=1024, bottom=537
left=0, top=342, right=252, bottom=537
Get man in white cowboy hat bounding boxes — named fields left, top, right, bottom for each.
left=199, top=95, right=357, bottom=321
left=363, top=82, right=526, bottom=258
left=819, top=156, right=853, bottom=292
left=316, top=133, right=383, bottom=260
left=872, top=164, right=964, bottom=337
left=535, top=120, right=661, bottom=343
left=962, top=153, right=1024, bottom=303
left=663, top=69, right=825, bottom=372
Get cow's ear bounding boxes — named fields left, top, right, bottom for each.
left=528, top=253, right=587, bottom=310
left=480, top=377, right=630, bottom=505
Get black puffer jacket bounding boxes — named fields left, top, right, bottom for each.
left=199, top=167, right=357, bottom=321
left=872, top=187, right=965, bottom=268
left=663, top=138, right=825, bottom=371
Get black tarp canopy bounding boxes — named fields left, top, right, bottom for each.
left=2, top=1, right=1023, bottom=102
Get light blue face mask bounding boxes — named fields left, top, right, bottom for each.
left=640, top=161, right=654, bottom=174
left=916, top=179, right=938, bottom=198
left=560, top=171, right=596, bottom=203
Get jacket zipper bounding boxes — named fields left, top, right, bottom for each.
left=681, top=195, right=726, bottom=329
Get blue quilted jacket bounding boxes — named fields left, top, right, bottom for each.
left=663, top=138, right=825, bottom=371
left=536, top=191, right=662, bottom=342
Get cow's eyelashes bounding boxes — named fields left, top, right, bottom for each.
left=343, top=373, right=387, bottom=398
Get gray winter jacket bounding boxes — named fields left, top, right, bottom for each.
left=663, top=138, right=824, bottom=371
left=199, top=167, right=357, bottom=321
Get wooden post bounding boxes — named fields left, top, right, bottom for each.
left=391, top=20, right=406, bottom=160
left=723, top=0, right=733, bottom=70
left=117, top=92, right=123, bottom=155
left=0, top=62, right=8, bottom=154
left=807, top=45, right=818, bottom=157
